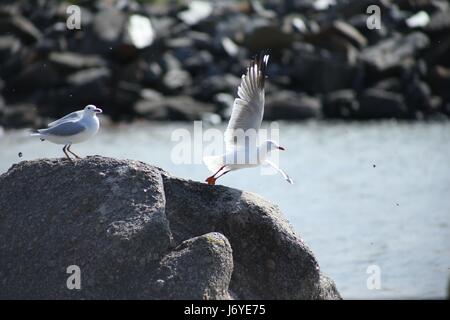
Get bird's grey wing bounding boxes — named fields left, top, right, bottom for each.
left=265, top=160, right=294, bottom=184
left=39, top=121, right=86, bottom=137
left=47, top=110, right=83, bottom=127
left=224, top=53, right=269, bottom=151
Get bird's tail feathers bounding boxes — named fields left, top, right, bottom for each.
left=28, top=128, right=41, bottom=136
left=28, top=129, right=45, bottom=140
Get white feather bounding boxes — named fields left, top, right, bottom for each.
left=224, top=54, right=269, bottom=151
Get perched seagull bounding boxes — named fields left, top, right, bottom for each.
left=30, top=105, right=102, bottom=161
left=203, top=53, right=293, bottom=185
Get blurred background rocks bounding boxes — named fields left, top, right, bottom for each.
left=0, top=0, right=449, bottom=129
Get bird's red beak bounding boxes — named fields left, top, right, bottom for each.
left=278, top=146, right=285, bottom=151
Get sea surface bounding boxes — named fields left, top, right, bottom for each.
left=1, top=120, right=449, bottom=299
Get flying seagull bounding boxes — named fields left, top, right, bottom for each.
left=203, top=53, right=293, bottom=185
left=31, top=105, right=102, bottom=161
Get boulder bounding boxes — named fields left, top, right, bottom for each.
left=0, top=157, right=172, bottom=299
left=151, top=232, right=233, bottom=300
left=6, top=61, right=60, bottom=93
left=323, top=89, right=359, bottom=119
left=290, top=43, right=359, bottom=93
left=357, top=88, right=409, bottom=119
left=303, top=20, right=368, bottom=54
left=193, top=74, right=241, bottom=101
left=0, top=12, right=42, bottom=43
left=0, top=36, right=21, bottom=62
left=360, top=32, right=430, bottom=72
left=134, top=95, right=214, bottom=121
left=0, top=156, right=341, bottom=300
left=0, top=103, right=42, bottom=128
left=265, top=90, right=322, bottom=120
left=425, top=7, right=450, bottom=33
left=244, top=23, right=295, bottom=52
left=48, top=52, right=107, bottom=72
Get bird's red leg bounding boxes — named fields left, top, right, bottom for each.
left=208, top=169, right=231, bottom=185
left=206, top=176, right=216, bottom=185
left=205, top=165, right=226, bottom=185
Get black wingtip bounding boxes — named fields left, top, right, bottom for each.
left=251, top=50, right=270, bottom=88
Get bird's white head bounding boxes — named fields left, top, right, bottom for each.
left=84, top=105, right=103, bottom=115
left=261, top=140, right=285, bottom=153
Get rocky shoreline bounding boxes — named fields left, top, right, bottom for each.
left=0, top=156, right=341, bottom=299
left=0, top=0, right=449, bottom=129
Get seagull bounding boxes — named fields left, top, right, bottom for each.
left=30, top=105, right=102, bottom=161
left=203, top=53, right=293, bottom=185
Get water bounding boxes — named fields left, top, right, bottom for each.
left=1, top=121, right=449, bottom=299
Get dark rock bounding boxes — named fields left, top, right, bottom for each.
left=152, top=232, right=233, bottom=300
left=142, top=61, right=164, bottom=85
left=372, top=78, right=402, bottom=92
left=0, top=35, right=21, bottom=62
left=157, top=53, right=193, bottom=92
left=357, top=88, right=409, bottom=119
left=49, top=52, right=106, bottom=72
left=182, top=50, right=214, bottom=73
left=193, top=74, right=241, bottom=101
left=150, top=16, right=176, bottom=39
left=214, top=92, right=235, bottom=117
left=134, top=89, right=165, bottom=120
left=0, top=157, right=172, bottom=299
left=134, top=99, right=167, bottom=120
left=0, top=156, right=341, bottom=300
left=0, top=0, right=447, bottom=123
left=244, top=23, right=295, bottom=52
left=67, top=67, right=111, bottom=86
left=425, top=7, right=450, bottom=33
left=403, top=78, right=433, bottom=113
left=162, top=68, right=192, bottom=93
left=427, top=65, right=450, bottom=102
left=347, top=14, right=388, bottom=45
left=93, top=7, right=127, bottom=43
left=0, top=103, right=40, bottom=128
left=112, top=81, right=142, bottom=111
left=161, top=169, right=341, bottom=299
left=140, top=88, right=163, bottom=101
left=265, top=91, right=322, bottom=120
left=360, top=32, right=430, bottom=71
left=56, top=67, right=112, bottom=109
left=291, top=43, right=359, bottom=93
left=0, top=12, right=42, bottom=43
left=5, top=61, right=60, bottom=94
left=135, top=95, right=214, bottom=121
left=184, top=31, right=213, bottom=49
left=424, top=35, right=450, bottom=66
left=323, top=90, right=358, bottom=119
left=303, top=20, right=368, bottom=53
left=331, top=0, right=391, bottom=19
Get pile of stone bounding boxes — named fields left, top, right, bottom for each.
left=0, top=0, right=449, bottom=128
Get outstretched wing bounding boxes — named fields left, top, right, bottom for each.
left=39, top=121, right=86, bottom=137
left=48, top=110, right=83, bottom=127
left=224, top=53, right=269, bottom=151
